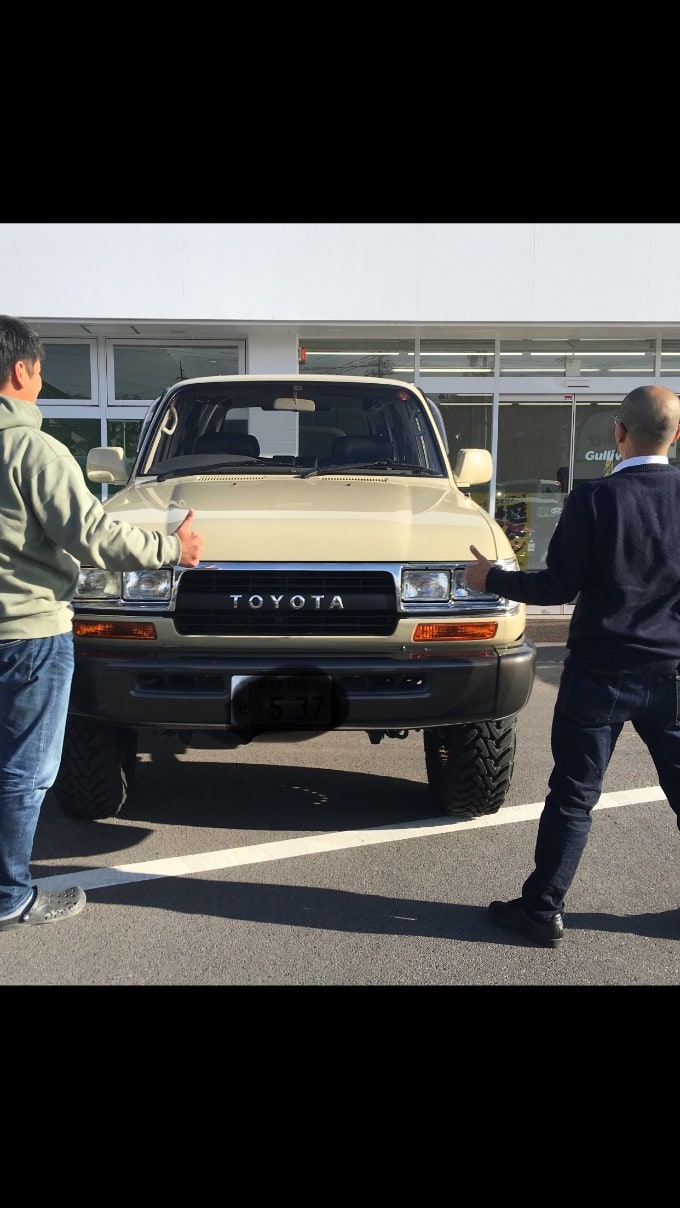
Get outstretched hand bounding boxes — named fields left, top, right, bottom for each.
left=465, top=544, right=494, bottom=591
left=175, top=507, right=205, bottom=567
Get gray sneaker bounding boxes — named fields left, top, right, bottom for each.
left=0, top=886, right=86, bottom=931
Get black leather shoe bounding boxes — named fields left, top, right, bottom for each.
left=488, top=897, right=564, bottom=948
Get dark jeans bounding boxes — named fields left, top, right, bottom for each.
left=522, top=656, right=680, bottom=919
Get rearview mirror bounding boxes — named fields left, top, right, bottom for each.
left=273, top=397, right=316, bottom=412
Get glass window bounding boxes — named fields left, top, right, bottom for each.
left=101, top=419, right=145, bottom=498
left=427, top=393, right=493, bottom=511
left=497, top=402, right=572, bottom=484
left=136, top=378, right=446, bottom=476
left=298, top=339, right=414, bottom=378
left=427, top=393, right=493, bottom=463
left=573, top=402, right=622, bottom=481
left=112, top=344, right=241, bottom=401
left=41, top=417, right=102, bottom=498
left=107, top=418, right=144, bottom=460
left=500, top=338, right=655, bottom=377
left=420, top=339, right=495, bottom=378
left=496, top=401, right=572, bottom=569
left=660, top=339, right=680, bottom=376
left=39, top=343, right=94, bottom=400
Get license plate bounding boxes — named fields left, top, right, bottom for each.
left=230, top=674, right=333, bottom=728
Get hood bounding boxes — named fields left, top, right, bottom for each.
left=0, top=395, right=42, bottom=433
left=103, top=472, right=509, bottom=562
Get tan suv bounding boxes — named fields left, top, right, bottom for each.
left=53, top=375, right=536, bottom=821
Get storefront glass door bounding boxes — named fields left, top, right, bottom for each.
left=496, top=397, right=573, bottom=570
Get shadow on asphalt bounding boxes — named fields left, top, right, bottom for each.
left=34, top=876, right=677, bottom=945
left=34, top=751, right=439, bottom=864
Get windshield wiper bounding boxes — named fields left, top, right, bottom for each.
left=154, top=458, right=277, bottom=482
left=299, top=459, right=434, bottom=479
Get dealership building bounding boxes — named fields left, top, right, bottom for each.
left=3, top=222, right=680, bottom=616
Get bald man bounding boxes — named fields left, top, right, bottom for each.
left=465, top=385, right=680, bottom=948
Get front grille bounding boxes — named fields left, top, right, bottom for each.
left=174, top=569, right=398, bottom=636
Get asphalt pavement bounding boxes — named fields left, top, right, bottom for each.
left=1, top=618, right=678, bottom=995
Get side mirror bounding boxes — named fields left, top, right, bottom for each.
left=452, top=448, right=493, bottom=488
left=86, top=446, right=130, bottom=485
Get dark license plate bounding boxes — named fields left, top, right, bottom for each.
left=230, top=674, right=333, bottom=728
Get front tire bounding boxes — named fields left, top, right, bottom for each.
left=53, top=718, right=138, bottom=819
left=424, top=717, right=517, bottom=817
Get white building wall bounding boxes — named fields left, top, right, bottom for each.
left=247, top=329, right=299, bottom=373
left=2, top=223, right=680, bottom=323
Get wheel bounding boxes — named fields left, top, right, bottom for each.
left=53, top=718, right=138, bottom=819
left=424, top=717, right=517, bottom=817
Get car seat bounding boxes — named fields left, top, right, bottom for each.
left=194, top=431, right=260, bottom=457
left=329, top=435, right=392, bottom=464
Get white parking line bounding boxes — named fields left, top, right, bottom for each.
left=37, top=785, right=666, bottom=894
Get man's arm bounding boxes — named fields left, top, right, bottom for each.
left=464, top=491, right=591, bottom=605
left=32, top=446, right=203, bottom=571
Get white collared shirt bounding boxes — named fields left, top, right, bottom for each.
left=612, top=455, right=669, bottom=474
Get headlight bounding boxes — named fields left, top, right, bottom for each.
left=401, top=569, right=451, bottom=601
left=401, top=559, right=518, bottom=606
left=458, top=555, right=519, bottom=600
left=74, top=567, right=174, bottom=602
left=123, top=569, right=173, bottom=601
left=74, top=569, right=121, bottom=599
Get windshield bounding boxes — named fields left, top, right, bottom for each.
left=136, top=379, right=448, bottom=478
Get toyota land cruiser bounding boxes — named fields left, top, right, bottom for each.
left=52, top=375, right=536, bottom=820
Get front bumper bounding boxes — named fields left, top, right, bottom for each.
left=67, top=639, right=536, bottom=732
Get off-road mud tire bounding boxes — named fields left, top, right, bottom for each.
left=53, top=718, right=138, bottom=819
left=424, top=716, right=517, bottom=817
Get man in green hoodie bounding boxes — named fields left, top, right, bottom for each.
left=0, top=315, right=204, bottom=933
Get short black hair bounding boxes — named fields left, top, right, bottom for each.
left=0, top=314, right=45, bottom=388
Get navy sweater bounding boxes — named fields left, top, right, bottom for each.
left=487, top=463, right=680, bottom=673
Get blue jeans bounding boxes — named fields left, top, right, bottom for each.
left=523, top=657, right=680, bottom=920
left=0, top=633, right=74, bottom=916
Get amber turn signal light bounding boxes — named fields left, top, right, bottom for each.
left=73, top=619, right=158, bottom=640
left=412, top=621, right=498, bottom=642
